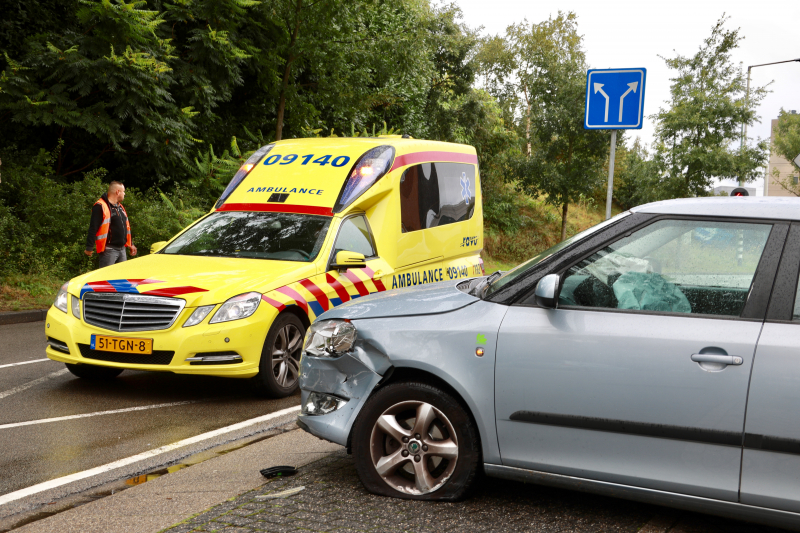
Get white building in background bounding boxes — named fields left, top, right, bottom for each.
left=764, top=111, right=799, bottom=197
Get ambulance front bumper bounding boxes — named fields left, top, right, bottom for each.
left=44, top=300, right=278, bottom=377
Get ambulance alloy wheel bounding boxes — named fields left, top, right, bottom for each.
left=351, top=382, right=480, bottom=501
left=65, top=363, right=124, bottom=380
left=253, top=313, right=304, bottom=398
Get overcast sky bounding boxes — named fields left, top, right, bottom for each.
left=454, top=0, right=800, bottom=194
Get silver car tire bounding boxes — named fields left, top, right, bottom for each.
left=352, top=381, right=480, bottom=501
left=253, top=313, right=304, bottom=398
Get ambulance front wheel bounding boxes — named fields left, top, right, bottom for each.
left=253, top=313, right=304, bottom=398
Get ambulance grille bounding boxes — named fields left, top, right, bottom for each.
left=82, top=293, right=186, bottom=332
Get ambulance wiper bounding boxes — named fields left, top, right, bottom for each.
left=182, top=250, right=219, bottom=256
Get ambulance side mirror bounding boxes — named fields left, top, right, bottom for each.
left=150, top=241, right=167, bottom=254
left=331, top=251, right=366, bottom=271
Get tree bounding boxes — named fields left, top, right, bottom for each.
left=508, top=13, right=608, bottom=241
left=770, top=109, right=800, bottom=195
left=615, top=138, right=667, bottom=209
left=0, top=0, right=255, bottom=182
left=652, top=16, right=769, bottom=197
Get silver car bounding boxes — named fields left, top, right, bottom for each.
left=297, top=197, right=800, bottom=530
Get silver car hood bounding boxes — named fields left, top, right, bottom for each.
left=318, top=280, right=479, bottom=320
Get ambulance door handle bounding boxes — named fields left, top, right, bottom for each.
left=373, top=270, right=384, bottom=280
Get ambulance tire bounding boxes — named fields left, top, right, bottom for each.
left=65, top=363, right=124, bottom=380
left=253, top=313, right=305, bottom=398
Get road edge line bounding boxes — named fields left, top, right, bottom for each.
left=0, top=405, right=300, bottom=507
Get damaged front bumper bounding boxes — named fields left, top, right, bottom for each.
left=297, top=340, right=391, bottom=446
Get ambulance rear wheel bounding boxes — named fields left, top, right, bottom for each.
left=65, top=363, right=124, bottom=380
left=253, top=313, right=304, bottom=398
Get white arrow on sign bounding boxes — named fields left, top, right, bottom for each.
left=594, top=83, right=610, bottom=122
left=793, top=153, right=800, bottom=168
left=618, top=82, right=638, bottom=122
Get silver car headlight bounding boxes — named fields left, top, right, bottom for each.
left=303, top=319, right=356, bottom=358
left=209, top=292, right=261, bottom=324
left=54, top=283, right=69, bottom=313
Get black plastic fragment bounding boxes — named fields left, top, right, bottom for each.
left=260, top=465, right=297, bottom=478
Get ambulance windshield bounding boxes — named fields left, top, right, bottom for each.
left=162, top=212, right=331, bottom=261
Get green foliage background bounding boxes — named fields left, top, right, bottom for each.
left=0, top=2, right=770, bottom=282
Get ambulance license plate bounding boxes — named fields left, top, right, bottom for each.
left=91, top=335, right=153, bottom=355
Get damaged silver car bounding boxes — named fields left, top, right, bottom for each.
left=297, top=197, right=800, bottom=531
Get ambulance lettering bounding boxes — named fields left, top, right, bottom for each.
left=446, top=265, right=469, bottom=279
left=460, top=236, right=478, bottom=247
left=391, top=268, right=443, bottom=289
left=246, top=187, right=324, bottom=195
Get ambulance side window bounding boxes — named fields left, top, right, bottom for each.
left=333, top=216, right=376, bottom=258
left=400, top=163, right=476, bottom=233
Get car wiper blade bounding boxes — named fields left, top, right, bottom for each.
left=469, top=270, right=503, bottom=297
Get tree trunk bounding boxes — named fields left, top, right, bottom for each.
left=275, top=0, right=303, bottom=141
left=525, top=96, right=531, bottom=157
left=560, top=202, right=569, bottom=242
left=526, top=104, right=531, bottom=157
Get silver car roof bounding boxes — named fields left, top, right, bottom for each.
left=631, top=197, right=800, bottom=220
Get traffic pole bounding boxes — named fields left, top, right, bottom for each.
left=605, top=130, right=616, bottom=220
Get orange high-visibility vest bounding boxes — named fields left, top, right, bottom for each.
left=94, top=198, right=131, bottom=253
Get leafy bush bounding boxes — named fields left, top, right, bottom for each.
left=0, top=145, right=210, bottom=279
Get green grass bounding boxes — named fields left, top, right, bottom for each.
left=0, top=273, right=61, bottom=312
left=482, top=195, right=618, bottom=272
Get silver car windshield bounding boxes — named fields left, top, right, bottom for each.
left=162, top=212, right=331, bottom=262
left=484, top=211, right=632, bottom=298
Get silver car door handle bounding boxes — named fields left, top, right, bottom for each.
left=691, top=354, right=743, bottom=366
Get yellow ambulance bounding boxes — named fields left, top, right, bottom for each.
left=45, top=137, right=484, bottom=396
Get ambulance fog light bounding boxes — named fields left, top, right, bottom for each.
left=303, top=319, right=356, bottom=358
left=210, top=293, right=261, bottom=324
left=54, top=283, right=69, bottom=313
left=71, top=294, right=81, bottom=319
left=303, top=392, right=348, bottom=416
left=183, top=305, right=215, bottom=327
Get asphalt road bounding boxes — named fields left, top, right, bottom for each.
left=0, top=320, right=299, bottom=498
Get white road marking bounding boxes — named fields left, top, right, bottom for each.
left=0, top=368, right=70, bottom=400
left=0, top=405, right=301, bottom=507
left=0, top=401, right=195, bottom=430
left=0, top=358, right=51, bottom=370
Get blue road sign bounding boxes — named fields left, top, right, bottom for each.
left=584, top=68, right=646, bottom=129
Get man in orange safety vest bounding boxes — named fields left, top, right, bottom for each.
left=85, top=181, right=138, bottom=268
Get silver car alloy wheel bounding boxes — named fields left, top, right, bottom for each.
left=369, top=400, right=459, bottom=495
left=271, top=323, right=302, bottom=388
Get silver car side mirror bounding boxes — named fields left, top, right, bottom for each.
left=535, top=274, right=560, bottom=309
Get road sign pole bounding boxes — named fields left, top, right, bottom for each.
left=605, top=130, right=617, bottom=220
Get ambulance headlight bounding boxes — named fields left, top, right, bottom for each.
left=333, top=145, right=395, bottom=213
left=54, top=283, right=69, bottom=313
left=183, top=305, right=215, bottom=327
left=303, top=319, right=356, bottom=358
left=71, top=294, right=81, bottom=319
left=209, top=292, right=261, bottom=324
